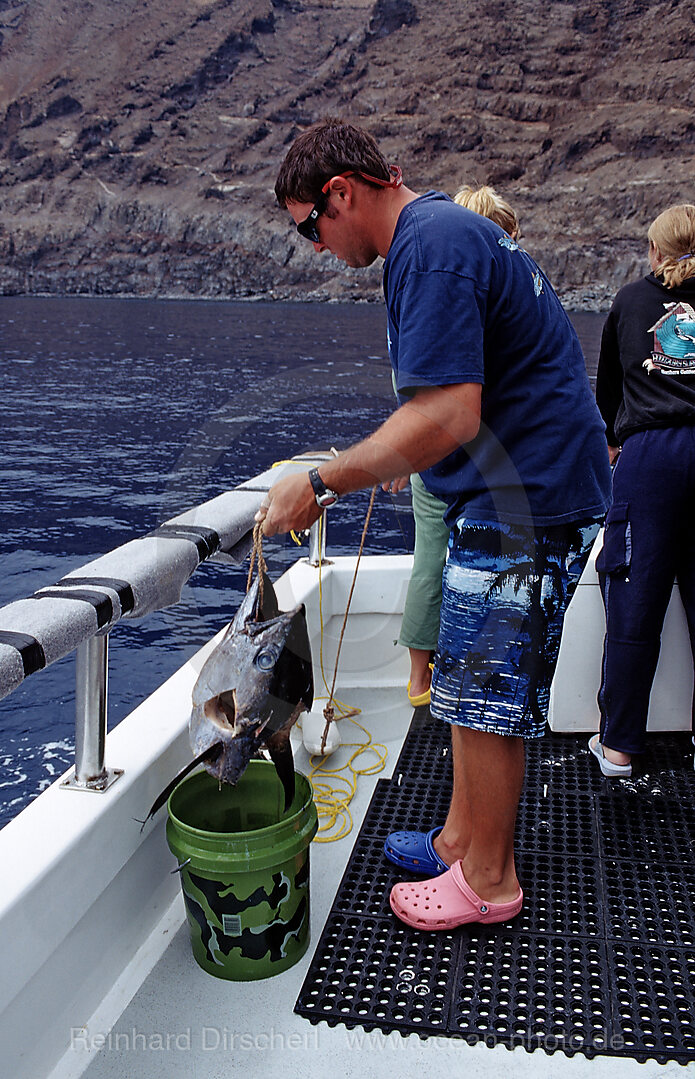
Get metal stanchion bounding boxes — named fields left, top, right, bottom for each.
left=61, top=634, right=123, bottom=792
left=308, top=516, right=327, bottom=567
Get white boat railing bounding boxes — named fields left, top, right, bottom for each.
left=0, top=453, right=334, bottom=793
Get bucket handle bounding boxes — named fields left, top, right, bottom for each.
left=170, top=858, right=191, bottom=875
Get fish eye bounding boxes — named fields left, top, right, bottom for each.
left=254, top=649, right=278, bottom=671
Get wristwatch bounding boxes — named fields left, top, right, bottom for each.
left=308, top=467, right=340, bottom=508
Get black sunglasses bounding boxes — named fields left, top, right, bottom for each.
left=296, top=188, right=330, bottom=243
left=296, top=166, right=403, bottom=244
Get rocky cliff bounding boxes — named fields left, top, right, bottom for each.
left=0, top=0, right=693, bottom=308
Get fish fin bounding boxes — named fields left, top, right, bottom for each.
left=264, top=725, right=296, bottom=812
left=140, top=743, right=223, bottom=831
left=223, top=571, right=278, bottom=636
left=257, top=571, right=280, bottom=621
left=264, top=605, right=314, bottom=731
left=223, top=574, right=262, bottom=637
left=286, top=605, right=314, bottom=708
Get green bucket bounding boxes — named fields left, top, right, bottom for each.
left=166, top=760, right=318, bottom=981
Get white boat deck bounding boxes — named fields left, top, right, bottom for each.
left=2, top=553, right=691, bottom=1079
left=73, top=694, right=684, bottom=1079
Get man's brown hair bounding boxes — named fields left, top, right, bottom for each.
left=275, top=117, right=391, bottom=207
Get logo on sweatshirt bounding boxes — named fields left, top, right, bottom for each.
left=644, top=301, right=695, bottom=375
left=497, top=237, right=544, bottom=297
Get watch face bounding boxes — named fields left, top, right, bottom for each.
left=316, top=492, right=338, bottom=507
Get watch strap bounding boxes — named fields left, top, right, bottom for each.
left=308, top=467, right=339, bottom=507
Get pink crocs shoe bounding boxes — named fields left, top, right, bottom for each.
left=389, top=860, right=523, bottom=931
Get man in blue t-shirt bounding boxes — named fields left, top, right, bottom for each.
left=257, top=118, right=611, bottom=932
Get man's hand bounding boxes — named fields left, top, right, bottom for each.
left=381, top=475, right=410, bottom=494
left=255, top=471, right=323, bottom=537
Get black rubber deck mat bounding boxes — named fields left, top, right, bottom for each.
left=295, top=718, right=695, bottom=1064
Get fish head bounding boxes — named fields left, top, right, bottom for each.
left=190, top=574, right=313, bottom=789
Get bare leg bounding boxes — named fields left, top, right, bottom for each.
left=408, top=647, right=432, bottom=697
left=434, top=725, right=523, bottom=903
left=432, top=725, right=472, bottom=866
left=602, top=743, right=631, bottom=766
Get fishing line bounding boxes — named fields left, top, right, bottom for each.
left=319, top=486, right=377, bottom=743
left=262, top=460, right=390, bottom=841
left=304, top=486, right=389, bottom=842
left=386, top=486, right=413, bottom=551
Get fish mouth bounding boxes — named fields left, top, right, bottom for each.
left=202, top=690, right=272, bottom=742
left=203, top=689, right=238, bottom=733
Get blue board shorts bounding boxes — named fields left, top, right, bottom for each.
left=430, top=517, right=601, bottom=738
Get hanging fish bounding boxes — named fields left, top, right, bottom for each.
left=142, top=572, right=313, bottom=825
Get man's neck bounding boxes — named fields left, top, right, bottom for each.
left=373, top=186, right=420, bottom=258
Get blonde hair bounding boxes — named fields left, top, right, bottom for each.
left=647, top=204, right=695, bottom=289
left=453, top=183, right=520, bottom=239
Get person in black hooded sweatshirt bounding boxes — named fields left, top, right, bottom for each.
left=592, top=203, right=695, bottom=777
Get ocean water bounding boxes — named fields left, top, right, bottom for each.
left=0, top=296, right=604, bottom=827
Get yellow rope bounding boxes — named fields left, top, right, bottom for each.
left=304, top=712, right=387, bottom=841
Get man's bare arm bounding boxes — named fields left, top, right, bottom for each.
left=258, top=382, right=481, bottom=536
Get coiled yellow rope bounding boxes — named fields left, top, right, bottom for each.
left=304, top=714, right=388, bottom=841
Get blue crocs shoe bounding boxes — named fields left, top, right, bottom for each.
left=383, top=827, right=449, bottom=875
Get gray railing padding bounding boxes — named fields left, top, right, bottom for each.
left=0, top=455, right=330, bottom=701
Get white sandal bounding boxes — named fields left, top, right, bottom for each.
left=588, top=734, right=632, bottom=777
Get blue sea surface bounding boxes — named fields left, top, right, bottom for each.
left=0, top=296, right=604, bottom=826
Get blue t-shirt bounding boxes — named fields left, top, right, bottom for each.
left=383, top=191, right=611, bottom=527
